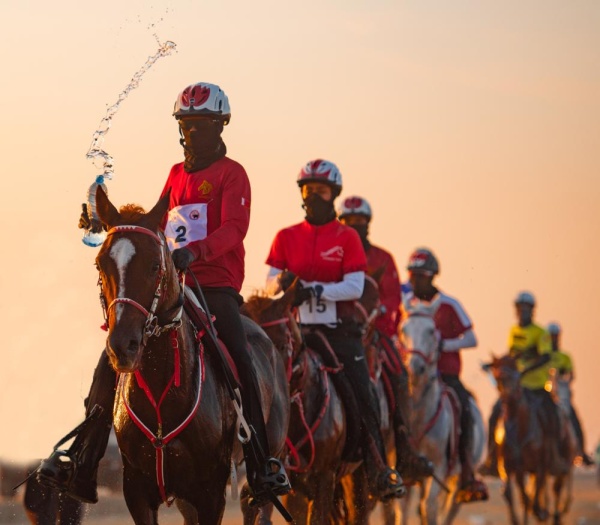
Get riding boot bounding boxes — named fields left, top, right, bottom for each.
left=330, top=335, right=406, bottom=501
left=238, top=365, right=291, bottom=506
left=478, top=399, right=501, bottom=478
left=454, top=406, right=488, bottom=503
left=393, top=417, right=433, bottom=484
left=570, top=406, right=594, bottom=466
left=37, top=352, right=116, bottom=503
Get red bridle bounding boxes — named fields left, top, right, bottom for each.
left=100, top=225, right=183, bottom=345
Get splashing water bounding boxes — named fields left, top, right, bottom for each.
left=82, top=37, right=176, bottom=247
left=85, top=37, right=177, bottom=179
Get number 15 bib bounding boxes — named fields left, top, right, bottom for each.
left=164, top=204, right=208, bottom=251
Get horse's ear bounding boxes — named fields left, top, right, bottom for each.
left=96, top=185, right=120, bottom=229
left=146, top=190, right=171, bottom=230
left=278, top=277, right=299, bottom=311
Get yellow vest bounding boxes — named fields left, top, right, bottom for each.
left=549, top=350, right=573, bottom=374
left=507, top=323, right=552, bottom=390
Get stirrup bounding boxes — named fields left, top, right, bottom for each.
left=377, top=467, right=406, bottom=501
left=249, top=458, right=292, bottom=507
left=37, top=450, right=76, bottom=490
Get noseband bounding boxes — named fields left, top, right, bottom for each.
left=99, top=225, right=183, bottom=346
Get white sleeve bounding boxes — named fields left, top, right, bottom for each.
left=442, top=329, right=477, bottom=352
left=265, top=267, right=283, bottom=296
left=315, top=271, right=365, bottom=302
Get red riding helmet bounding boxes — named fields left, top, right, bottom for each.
left=173, top=82, right=231, bottom=124
left=337, top=196, right=372, bottom=221
left=297, top=159, right=343, bottom=195
left=407, top=248, right=439, bottom=276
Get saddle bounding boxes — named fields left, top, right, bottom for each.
left=182, top=287, right=240, bottom=384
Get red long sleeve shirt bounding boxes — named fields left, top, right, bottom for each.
left=365, top=244, right=402, bottom=338
left=160, top=157, right=250, bottom=292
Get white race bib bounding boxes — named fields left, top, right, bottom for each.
left=298, top=295, right=337, bottom=325
left=165, top=204, right=208, bottom=251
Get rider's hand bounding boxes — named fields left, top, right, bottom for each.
left=279, top=271, right=297, bottom=291
left=313, top=284, right=324, bottom=301
left=78, top=203, right=105, bottom=233
left=172, top=248, right=196, bottom=271
left=292, top=283, right=314, bottom=307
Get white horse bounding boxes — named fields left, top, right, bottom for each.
left=399, top=297, right=485, bottom=525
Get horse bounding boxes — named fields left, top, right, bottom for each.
left=93, top=188, right=290, bottom=525
left=489, top=355, right=575, bottom=525
left=242, top=281, right=350, bottom=525
left=399, top=296, right=484, bottom=525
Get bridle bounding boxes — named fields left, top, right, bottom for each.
left=401, top=310, right=442, bottom=403
left=99, top=225, right=183, bottom=346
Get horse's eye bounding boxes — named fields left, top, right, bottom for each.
left=152, top=262, right=161, bottom=273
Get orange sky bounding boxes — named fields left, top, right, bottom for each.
left=0, top=1, right=599, bottom=462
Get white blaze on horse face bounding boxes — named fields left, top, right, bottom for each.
left=110, top=238, right=136, bottom=322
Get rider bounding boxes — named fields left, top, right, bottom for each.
left=265, top=159, right=405, bottom=501
left=404, top=248, right=489, bottom=503
left=479, top=291, right=568, bottom=477
left=547, top=322, right=594, bottom=466
left=337, top=196, right=433, bottom=482
left=38, top=82, right=291, bottom=505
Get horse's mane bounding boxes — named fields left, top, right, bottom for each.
left=244, top=292, right=273, bottom=316
left=493, top=354, right=518, bottom=370
left=119, top=204, right=147, bottom=222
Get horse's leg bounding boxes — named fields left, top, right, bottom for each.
left=58, top=493, right=84, bottom=525
left=420, top=474, right=440, bottom=525
left=503, top=474, right=520, bottom=525
left=398, top=485, right=411, bottom=525
left=381, top=498, right=400, bottom=525
left=441, top=477, right=461, bottom=525
left=122, top=461, right=160, bottom=525
left=309, top=473, right=338, bottom=525
left=283, top=491, right=310, bottom=525
left=519, top=471, right=535, bottom=525
left=240, top=482, right=261, bottom=525
left=532, top=472, right=549, bottom=522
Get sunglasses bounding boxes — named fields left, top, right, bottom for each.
left=178, top=117, right=221, bottom=131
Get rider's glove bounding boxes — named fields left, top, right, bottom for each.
left=292, top=283, right=314, bottom=307
left=279, top=271, right=297, bottom=291
left=172, top=247, right=196, bottom=271
left=313, top=284, right=324, bottom=301
left=78, top=203, right=105, bottom=233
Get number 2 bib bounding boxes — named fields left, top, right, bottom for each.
left=164, top=204, right=208, bottom=251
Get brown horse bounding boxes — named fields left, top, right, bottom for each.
left=489, top=355, right=575, bottom=525
left=242, top=281, right=349, bottom=525
left=94, top=188, right=290, bottom=525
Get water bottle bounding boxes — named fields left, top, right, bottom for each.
left=82, top=175, right=108, bottom=247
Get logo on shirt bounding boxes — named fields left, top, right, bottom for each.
left=189, top=209, right=201, bottom=220
left=198, top=180, right=213, bottom=195
left=320, top=245, right=344, bottom=262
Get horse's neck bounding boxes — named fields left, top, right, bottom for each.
left=409, top=373, right=442, bottom=435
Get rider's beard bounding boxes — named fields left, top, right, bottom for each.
left=303, top=194, right=336, bottom=225
left=180, top=123, right=226, bottom=172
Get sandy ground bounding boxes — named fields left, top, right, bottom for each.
left=1, top=469, right=598, bottom=524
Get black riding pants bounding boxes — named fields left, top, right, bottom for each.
left=305, top=327, right=387, bottom=464
left=199, top=288, right=270, bottom=457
